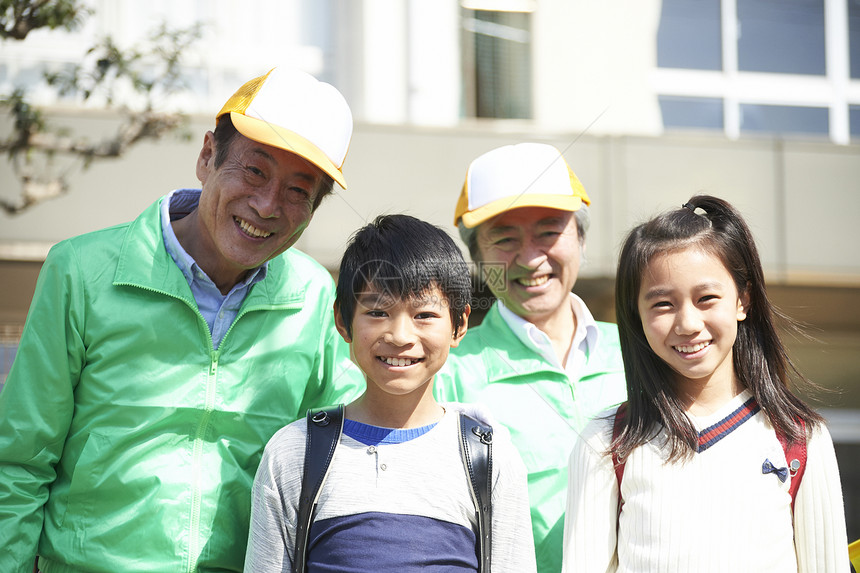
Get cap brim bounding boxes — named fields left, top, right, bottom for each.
left=459, top=194, right=583, bottom=228
left=229, top=112, right=347, bottom=189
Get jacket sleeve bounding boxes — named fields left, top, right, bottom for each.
left=490, top=429, right=538, bottom=573
left=299, top=282, right=363, bottom=414
left=793, top=424, right=850, bottom=572
left=561, top=415, right=618, bottom=573
left=0, top=242, right=84, bottom=572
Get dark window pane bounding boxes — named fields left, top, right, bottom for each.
left=740, top=104, right=829, bottom=135
left=657, top=0, right=722, bottom=70
left=834, top=443, right=860, bottom=543
left=659, top=95, right=724, bottom=129
left=850, top=105, right=860, bottom=138
left=0, top=342, right=18, bottom=394
left=850, top=0, right=860, bottom=79
left=469, top=10, right=532, bottom=119
left=737, top=0, right=825, bottom=75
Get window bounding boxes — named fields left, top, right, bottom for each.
left=657, top=0, right=722, bottom=71
left=654, top=0, right=860, bottom=143
left=659, top=95, right=724, bottom=129
left=851, top=105, right=860, bottom=137
left=850, top=0, right=860, bottom=79
left=740, top=104, right=829, bottom=135
left=0, top=324, right=23, bottom=394
left=834, top=441, right=860, bottom=543
left=737, top=0, right=825, bottom=75
left=463, top=8, right=532, bottom=119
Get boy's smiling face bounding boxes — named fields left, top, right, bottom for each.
left=335, top=284, right=468, bottom=404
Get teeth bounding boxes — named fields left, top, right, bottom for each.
left=518, top=275, right=549, bottom=287
left=236, top=217, right=272, bottom=238
left=382, top=357, right=419, bottom=367
left=675, top=341, right=710, bottom=354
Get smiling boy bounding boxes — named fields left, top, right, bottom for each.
left=244, top=214, right=536, bottom=572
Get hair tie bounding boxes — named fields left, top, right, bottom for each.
left=683, top=202, right=708, bottom=217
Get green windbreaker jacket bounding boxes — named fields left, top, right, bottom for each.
left=433, top=302, right=627, bottom=573
left=0, top=197, right=363, bottom=573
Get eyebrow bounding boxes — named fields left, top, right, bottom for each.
left=486, top=225, right=519, bottom=238
left=535, top=216, right=566, bottom=227
left=641, top=281, right=726, bottom=301
left=487, top=217, right=566, bottom=237
left=356, top=292, right=392, bottom=307
left=250, top=148, right=318, bottom=183
left=641, top=287, right=672, bottom=302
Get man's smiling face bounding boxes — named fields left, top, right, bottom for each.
left=192, top=131, right=324, bottom=289
left=475, top=206, right=582, bottom=325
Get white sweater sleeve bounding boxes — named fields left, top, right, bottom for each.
left=793, top=424, right=850, bottom=572
left=490, top=426, right=538, bottom=573
left=562, top=413, right=618, bottom=573
left=244, top=423, right=306, bottom=573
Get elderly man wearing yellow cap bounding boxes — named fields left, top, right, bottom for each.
left=0, top=67, right=363, bottom=572
left=434, top=143, right=628, bottom=573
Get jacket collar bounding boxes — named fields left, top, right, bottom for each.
left=472, top=304, right=567, bottom=382
left=472, top=302, right=616, bottom=384
left=113, top=196, right=306, bottom=308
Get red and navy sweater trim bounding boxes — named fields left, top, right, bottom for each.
left=697, top=397, right=761, bottom=453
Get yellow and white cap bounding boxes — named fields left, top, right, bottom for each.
left=217, top=67, right=353, bottom=189
left=454, top=142, right=591, bottom=228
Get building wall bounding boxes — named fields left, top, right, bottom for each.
left=2, top=116, right=859, bottom=410
left=4, top=112, right=859, bottom=279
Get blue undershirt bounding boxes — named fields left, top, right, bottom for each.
left=343, top=419, right=438, bottom=446
left=160, top=189, right=267, bottom=349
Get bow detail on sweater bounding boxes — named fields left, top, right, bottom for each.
left=762, top=459, right=788, bottom=483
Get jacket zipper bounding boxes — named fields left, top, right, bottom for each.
left=185, top=350, right=219, bottom=573
left=119, top=284, right=301, bottom=572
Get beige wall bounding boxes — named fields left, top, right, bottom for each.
left=2, top=111, right=859, bottom=411
left=3, top=111, right=859, bottom=283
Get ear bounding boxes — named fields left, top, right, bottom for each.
left=333, top=302, right=352, bottom=343
left=450, top=305, right=471, bottom=348
left=196, top=131, right=216, bottom=184
left=736, top=283, right=751, bottom=322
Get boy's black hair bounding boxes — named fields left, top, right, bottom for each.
left=336, top=214, right=471, bottom=338
left=613, top=195, right=823, bottom=462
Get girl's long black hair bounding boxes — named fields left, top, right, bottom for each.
left=613, top=195, right=823, bottom=462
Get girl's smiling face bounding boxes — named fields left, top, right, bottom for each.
left=637, top=247, right=750, bottom=392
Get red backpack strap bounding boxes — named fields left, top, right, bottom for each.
left=775, top=419, right=807, bottom=513
left=612, top=402, right=629, bottom=517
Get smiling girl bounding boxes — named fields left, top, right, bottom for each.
left=562, top=196, right=849, bottom=572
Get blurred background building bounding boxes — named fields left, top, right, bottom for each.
left=1, top=0, right=858, bottom=539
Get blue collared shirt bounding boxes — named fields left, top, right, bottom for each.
left=160, top=189, right=267, bottom=349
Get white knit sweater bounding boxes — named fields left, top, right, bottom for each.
left=562, top=390, right=849, bottom=573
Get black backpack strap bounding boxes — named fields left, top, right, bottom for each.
left=293, top=405, right=344, bottom=573
left=459, top=412, right=493, bottom=573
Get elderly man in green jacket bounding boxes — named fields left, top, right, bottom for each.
left=435, top=143, right=627, bottom=573
left=0, top=67, right=362, bottom=573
